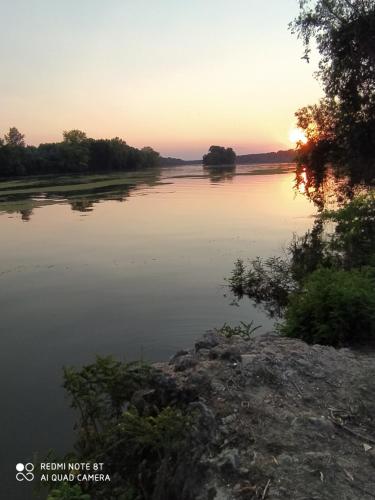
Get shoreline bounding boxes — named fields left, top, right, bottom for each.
left=152, top=331, right=375, bottom=499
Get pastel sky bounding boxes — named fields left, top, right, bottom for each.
left=0, top=0, right=322, bottom=159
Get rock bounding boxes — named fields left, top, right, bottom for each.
left=130, top=388, right=156, bottom=412
left=174, top=354, right=198, bottom=372
left=241, top=354, right=256, bottom=367
left=169, top=349, right=190, bottom=364
left=195, top=332, right=220, bottom=351
left=233, top=482, right=242, bottom=493
left=278, top=453, right=298, bottom=466
left=307, top=416, right=335, bottom=432
left=196, top=348, right=211, bottom=359
left=209, top=346, right=242, bottom=362
left=152, top=333, right=375, bottom=499
left=222, top=414, right=237, bottom=425
left=214, top=448, right=241, bottom=474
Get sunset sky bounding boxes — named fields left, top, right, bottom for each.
left=0, top=0, right=322, bottom=159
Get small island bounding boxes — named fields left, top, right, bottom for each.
left=202, top=145, right=236, bottom=166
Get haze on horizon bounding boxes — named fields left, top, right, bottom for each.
left=0, top=0, right=322, bottom=160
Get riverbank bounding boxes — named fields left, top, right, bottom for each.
left=157, top=331, right=375, bottom=499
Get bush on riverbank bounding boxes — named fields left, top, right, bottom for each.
left=45, top=356, right=203, bottom=500
left=282, top=267, right=375, bottom=346
left=230, top=192, right=375, bottom=347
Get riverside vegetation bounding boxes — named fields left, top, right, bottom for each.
left=229, top=192, right=375, bottom=346
left=0, top=129, right=160, bottom=177
left=229, top=0, right=375, bottom=347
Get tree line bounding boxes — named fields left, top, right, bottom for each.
left=0, top=128, right=161, bottom=177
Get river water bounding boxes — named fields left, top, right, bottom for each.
left=0, top=163, right=315, bottom=498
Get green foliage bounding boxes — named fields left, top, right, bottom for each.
left=230, top=192, right=375, bottom=346
left=47, top=482, right=90, bottom=500
left=288, top=221, right=330, bottom=281
left=0, top=129, right=160, bottom=178
left=63, top=356, right=155, bottom=451
left=282, top=267, right=375, bottom=346
left=323, top=192, right=375, bottom=268
left=103, top=406, right=190, bottom=470
left=214, top=321, right=260, bottom=340
left=290, top=1, right=375, bottom=120
left=202, top=145, right=236, bottom=166
left=228, top=258, right=246, bottom=294
left=59, top=356, right=196, bottom=500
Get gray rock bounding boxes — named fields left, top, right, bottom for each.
left=195, top=332, right=220, bottom=351
left=169, top=349, right=190, bottom=364
left=241, top=354, right=256, bottom=367
left=214, top=448, right=240, bottom=473
left=222, top=414, right=237, bottom=425
left=209, top=346, right=241, bottom=362
left=174, top=354, right=197, bottom=372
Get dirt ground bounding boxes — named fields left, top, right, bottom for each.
left=161, top=332, right=375, bottom=499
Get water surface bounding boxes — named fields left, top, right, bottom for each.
left=0, top=163, right=315, bottom=498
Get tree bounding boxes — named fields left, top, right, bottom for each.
left=63, top=129, right=87, bottom=144
left=61, top=130, right=89, bottom=171
left=291, top=0, right=375, bottom=168
left=4, top=127, right=25, bottom=147
left=290, top=0, right=375, bottom=119
left=140, top=146, right=160, bottom=167
left=295, top=98, right=338, bottom=144
left=202, top=146, right=236, bottom=165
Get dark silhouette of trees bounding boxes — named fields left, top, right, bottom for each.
left=63, top=129, right=87, bottom=144
left=202, top=145, right=236, bottom=166
left=0, top=129, right=161, bottom=178
left=291, top=0, right=375, bottom=170
left=4, top=127, right=25, bottom=147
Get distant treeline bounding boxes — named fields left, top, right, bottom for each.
left=0, top=128, right=161, bottom=178
left=159, top=149, right=296, bottom=166
left=236, top=149, right=295, bottom=164
left=0, top=127, right=296, bottom=177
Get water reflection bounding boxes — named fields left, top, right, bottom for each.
left=1, top=163, right=317, bottom=500
left=0, top=168, right=162, bottom=221
left=203, top=165, right=236, bottom=183
left=295, top=161, right=374, bottom=210
left=0, top=164, right=298, bottom=221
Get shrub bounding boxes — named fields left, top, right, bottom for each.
left=323, top=192, right=375, bottom=268
left=228, top=256, right=296, bottom=317
left=57, top=356, right=200, bottom=500
left=281, top=267, right=375, bottom=346
left=47, top=482, right=90, bottom=500
left=214, top=321, right=260, bottom=340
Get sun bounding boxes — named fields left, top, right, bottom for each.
left=289, top=128, right=307, bottom=145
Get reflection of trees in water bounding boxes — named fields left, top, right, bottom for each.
left=0, top=169, right=162, bottom=221
left=65, top=184, right=134, bottom=213
left=230, top=160, right=375, bottom=319
left=295, top=162, right=374, bottom=211
left=20, top=208, right=33, bottom=221
left=203, top=165, right=236, bottom=183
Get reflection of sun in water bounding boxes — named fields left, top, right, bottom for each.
left=289, top=128, right=307, bottom=145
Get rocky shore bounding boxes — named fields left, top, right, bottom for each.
left=155, top=331, right=375, bottom=499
